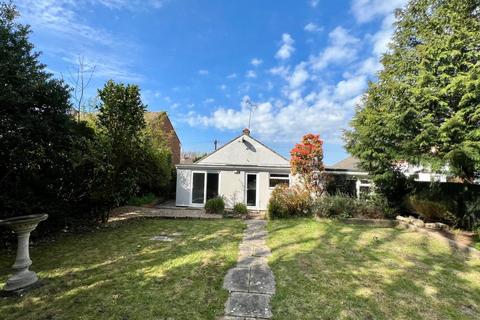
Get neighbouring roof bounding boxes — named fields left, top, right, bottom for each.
left=328, top=156, right=363, bottom=172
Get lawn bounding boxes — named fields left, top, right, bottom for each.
left=267, top=219, right=480, bottom=320
left=0, top=218, right=244, bottom=320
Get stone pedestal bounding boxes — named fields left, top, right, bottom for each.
left=0, top=214, right=48, bottom=292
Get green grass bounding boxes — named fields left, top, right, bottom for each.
left=267, top=219, right=480, bottom=320
left=0, top=219, right=244, bottom=320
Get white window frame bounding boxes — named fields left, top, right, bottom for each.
left=268, top=173, right=290, bottom=189
left=190, top=170, right=221, bottom=206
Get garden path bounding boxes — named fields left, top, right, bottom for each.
left=221, top=220, right=275, bottom=319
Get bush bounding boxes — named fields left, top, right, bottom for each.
left=127, top=193, right=157, bottom=207
left=313, top=193, right=391, bottom=219
left=313, top=194, right=357, bottom=218
left=205, top=197, right=225, bottom=214
left=268, top=184, right=313, bottom=219
left=233, top=203, right=248, bottom=215
left=406, top=182, right=480, bottom=230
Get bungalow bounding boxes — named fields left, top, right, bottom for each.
left=175, top=128, right=291, bottom=210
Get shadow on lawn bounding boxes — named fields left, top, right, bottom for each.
left=0, top=218, right=245, bottom=320
left=267, top=219, right=480, bottom=320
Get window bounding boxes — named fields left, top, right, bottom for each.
left=269, top=173, right=289, bottom=188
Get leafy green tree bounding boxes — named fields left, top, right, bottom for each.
left=95, top=80, right=147, bottom=209
left=346, top=0, right=480, bottom=184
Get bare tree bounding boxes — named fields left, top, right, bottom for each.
left=66, top=55, right=96, bottom=121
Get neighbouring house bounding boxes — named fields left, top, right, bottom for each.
left=145, top=112, right=181, bottom=165
left=325, top=156, right=463, bottom=198
left=325, top=157, right=372, bottom=198
left=175, top=128, right=291, bottom=210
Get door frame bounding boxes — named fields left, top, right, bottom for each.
left=245, top=172, right=259, bottom=209
left=190, top=171, right=221, bottom=207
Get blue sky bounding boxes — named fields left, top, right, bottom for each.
left=14, top=0, right=407, bottom=165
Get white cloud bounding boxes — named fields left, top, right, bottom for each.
left=227, top=73, right=237, bottom=79
left=351, top=0, right=407, bottom=23
left=334, top=75, right=367, bottom=99
left=220, top=84, right=227, bottom=90
left=310, top=26, right=360, bottom=70
left=269, top=65, right=290, bottom=78
left=198, top=69, right=209, bottom=75
left=182, top=0, right=404, bottom=146
left=304, top=22, right=323, bottom=33
left=370, top=13, right=397, bottom=57
left=288, top=63, right=309, bottom=89
left=309, top=0, right=319, bottom=8
left=246, top=70, right=257, bottom=78
left=275, top=33, right=295, bottom=60
left=251, top=58, right=263, bottom=67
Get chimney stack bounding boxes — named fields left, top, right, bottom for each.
left=242, top=128, right=250, bottom=136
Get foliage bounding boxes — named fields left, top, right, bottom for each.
left=268, top=184, right=313, bottom=219
left=127, top=193, right=157, bottom=207
left=346, top=0, right=480, bottom=185
left=0, top=4, right=172, bottom=234
left=407, top=181, right=480, bottom=230
left=204, top=197, right=225, bottom=214
left=93, top=81, right=172, bottom=219
left=0, top=3, right=107, bottom=229
left=313, top=194, right=390, bottom=219
left=233, top=203, right=248, bottom=215
left=371, top=170, right=415, bottom=208
left=290, top=134, right=325, bottom=195
left=405, top=196, right=457, bottom=225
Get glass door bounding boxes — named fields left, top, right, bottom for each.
left=192, top=172, right=205, bottom=204
left=191, top=172, right=219, bottom=205
left=246, top=173, right=257, bottom=207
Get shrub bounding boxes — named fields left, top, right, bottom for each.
left=313, top=194, right=357, bottom=219
left=233, top=203, right=248, bottom=215
left=405, top=196, right=457, bottom=224
left=409, top=182, right=480, bottom=230
left=268, top=184, right=313, bottom=219
left=205, top=197, right=225, bottom=214
left=313, top=193, right=391, bottom=219
left=127, top=193, right=157, bottom=207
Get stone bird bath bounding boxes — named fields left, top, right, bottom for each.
left=0, top=214, right=48, bottom=292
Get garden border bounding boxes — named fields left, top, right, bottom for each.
left=338, top=218, right=480, bottom=259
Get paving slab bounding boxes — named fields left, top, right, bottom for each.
left=252, top=246, right=271, bottom=257
left=237, top=255, right=268, bottom=267
left=244, top=231, right=268, bottom=241
left=249, top=266, right=275, bottom=294
left=225, top=292, right=273, bottom=318
left=223, top=267, right=250, bottom=292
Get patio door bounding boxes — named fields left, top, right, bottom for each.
left=191, top=172, right=219, bottom=205
left=246, top=173, right=257, bottom=208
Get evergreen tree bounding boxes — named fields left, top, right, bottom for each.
left=0, top=3, right=92, bottom=220
left=346, top=0, right=480, bottom=183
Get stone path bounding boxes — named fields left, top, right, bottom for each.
left=221, top=220, right=275, bottom=319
